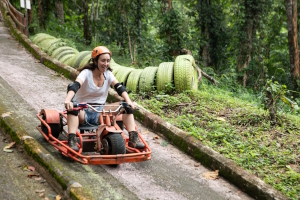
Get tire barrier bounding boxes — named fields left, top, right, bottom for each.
left=51, top=46, right=78, bottom=58
left=174, top=55, right=198, bottom=92
left=115, top=67, right=134, bottom=85
left=126, top=69, right=143, bottom=93
left=32, top=33, right=200, bottom=93
left=139, top=67, right=158, bottom=92
left=157, top=62, right=174, bottom=92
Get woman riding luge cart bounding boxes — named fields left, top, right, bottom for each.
left=37, top=46, right=151, bottom=165
left=65, top=46, right=144, bottom=151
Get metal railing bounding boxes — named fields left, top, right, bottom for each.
left=3, top=0, right=28, bottom=36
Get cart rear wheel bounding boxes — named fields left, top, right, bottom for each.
left=116, top=121, right=124, bottom=130
left=41, top=122, right=60, bottom=138
left=101, top=134, right=125, bottom=155
left=40, top=112, right=61, bottom=139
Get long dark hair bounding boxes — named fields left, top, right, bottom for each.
left=77, top=54, right=112, bottom=72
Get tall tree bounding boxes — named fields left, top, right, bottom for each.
left=83, top=0, right=91, bottom=45
left=90, top=0, right=95, bottom=22
left=121, top=0, right=135, bottom=62
left=134, top=0, right=142, bottom=56
left=37, top=0, right=45, bottom=29
left=186, top=0, right=228, bottom=70
left=237, top=0, right=262, bottom=87
left=55, top=0, right=64, bottom=23
left=197, top=0, right=210, bottom=67
left=158, top=0, right=183, bottom=58
left=285, top=0, right=299, bottom=90
left=95, top=0, right=100, bottom=20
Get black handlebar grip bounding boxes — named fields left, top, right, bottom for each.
left=72, top=101, right=78, bottom=108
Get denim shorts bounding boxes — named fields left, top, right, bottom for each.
left=84, top=106, right=104, bottom=125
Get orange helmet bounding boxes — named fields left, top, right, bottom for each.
left=91, top=46, right=111, bottom=59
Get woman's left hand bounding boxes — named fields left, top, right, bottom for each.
left=127, top=101, right=135, bottom=110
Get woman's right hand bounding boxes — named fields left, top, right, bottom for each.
left=64, top=100, right=74, bottom=111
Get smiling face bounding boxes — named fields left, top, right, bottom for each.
left=96, top=53, right=111, bottom=72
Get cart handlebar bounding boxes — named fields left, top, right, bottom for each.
left=72, top=101, right=132, bottom=114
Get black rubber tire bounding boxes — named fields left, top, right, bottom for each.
left=41, top=114, right=60, bottom=139
left=102, top=134, right=126, bottom=155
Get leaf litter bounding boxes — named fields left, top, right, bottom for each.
left=3, top=141, right=15, bottom=153
left=1, top=111, right=12, bottom=118
left=203, top=170, right=219, bottom=180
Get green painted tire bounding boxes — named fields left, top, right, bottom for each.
left=174, top=55, right=198, bottom=92
left=38, top=38, right=61, bottom=52
left=79, top=54, right=92, bottom=68
left=68, top=51, right=90, bottom=68
left=138, top=67, right=158, bottom=92
left=65, top=54, right=77, bottom=66
left=115, top=67, right=134, bottom=85
left=126, top=69, right=143, bottom=93
left=48, top=42, right=68, bottom=56
left=156, top=62, right=174, bottom=92
left=51, top=46, right=77, bottom=58
left=55, top=50, right=76, bottom=61
left=32, top=34, right=55, bottom=44
left=59, top=54, right=76, bottom=63
left=111, top=64, right=125, bottom=76
left=74, top=51, right=91, bottom=68
left=45, top=39, right=65, bottom=54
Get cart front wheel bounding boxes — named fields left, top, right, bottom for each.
left=101, top=133, right=125, bottom=155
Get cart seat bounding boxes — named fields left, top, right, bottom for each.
left=78, top=124, right=98, bottom=131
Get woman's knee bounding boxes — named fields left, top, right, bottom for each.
left=78, top=110, right=85, bottom=124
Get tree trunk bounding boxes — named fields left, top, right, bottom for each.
left=202, top=27, right=210, bottom=67
left=165, top=0, right=175, bottom=56
left=136, top=0, right=142, bottom=55
left=159, top=0, right=182, bottom=57
left=55, top=0, right=64, bottom=23
left=37, top=0, right=45, bottom=29
left=95, top=0, right=100, bottom=20
left=197, top=0, right=211, bottom=68
left=28, top=0, right=34, bottom=34
left=90, top=0, right=95, bottom=22
left=237, top=0, right=259, bottom=87
left=28, top=0, right=33, bottom=24
left=266, top=90, right=277, bottom=124
left=83, top=0, right=91, bottom=45
left=122, top=1, right=134, bottom=63
left=167, top=0, right=172, bottom=9
left=285, top=0, right=299, bottom=90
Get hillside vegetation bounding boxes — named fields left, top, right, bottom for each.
left=31, top=31, right=300, bottom=199
left=131, top=81, right=300, bottom=199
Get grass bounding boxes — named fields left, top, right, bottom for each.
left=130, top=80, right=300, bottom=200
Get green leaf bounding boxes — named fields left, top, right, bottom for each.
left=3, top=148, right=13, bottom=153
left=161, top=140, right=168, bottom=147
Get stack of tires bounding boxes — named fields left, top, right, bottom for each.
left=31, top=33, right=199, bottom=93
left=174, top=55, right=198, bottom=92
left=32, top=33, right=90, bottom=69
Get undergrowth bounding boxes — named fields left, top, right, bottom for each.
left=131, top=80, right=300, bottom=200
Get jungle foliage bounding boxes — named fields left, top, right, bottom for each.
left=10, top=0, right=300, bottom=199
left=15, top=0, right=299, bottom=92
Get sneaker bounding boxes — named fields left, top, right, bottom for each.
left=128, top=131, right=145, bottom=148
left=68, top=133, right=79, bottom=151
